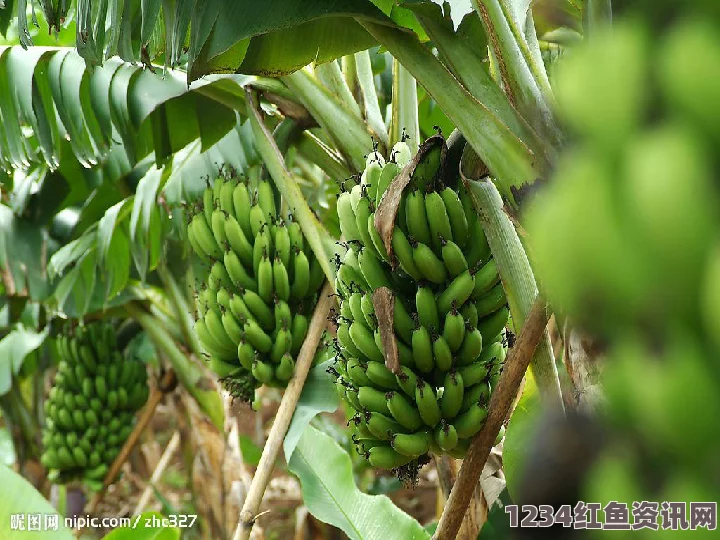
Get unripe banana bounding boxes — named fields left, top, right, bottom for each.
left=272, top=256, right=291, bottom=302
left=358, top=386, right=391, bottom=416
left=210, top=261, right=233, bottom=290
left=337, top=323, right=365, bottom=360
left=361, top=157, right=383, bottom=202
left=204, top=308, right=237, bottom=351
left=458, top=362, right=489, bottom=387
left=435, top=420, right=458, bottom=451
left=443, top=308, right=466, bottom=352
left=386, top=390, right=424, bottom=431
left=457, top=327, right=483, bottom=366
left=221, top=309, right=244, bottom=344
left=189, top=214, right=222, bottom=259
left=405, top=190, right=433, bottom=247
left=290, top=313, right=309, bottom=355
left=252, top=360, right=275, bottom=384
left=440, top=370, right=464, bottom=419
left=366, top=412, right=403, bottom=440
left=225, top=250, right=257, bottom=291
left=287, top=220, right=304, bottom=253
left=441, top=237, right=468, bottom=278
left=477, top=306, right=510, bottom=344
left=252, top=226, right=273, bottom=271
left=232, top=182, right=253, bottom=238
left=290, top=249, right=310, bottom=300
left=360, top=294, right=377, bottom=330
left=472, top=259, right=500, bottom=298
left=440, top=187, right=469, bottom=248
left=460, top=303, right=479, bottom=329
left=237, top=341, right=256, bottom=371
left=416, top=286, right=440, bottom=332
left=348, top=293, right=365, bottom=328
left=411, top=325, right=434, bottom=373
left=211, top=208, right=229, bottom=248
left=437, top=270, right=475, bottom=314
left=375, top=161, right=399, bottom=206
left=257, top=254, right=274, bottom=303
left=392, top=430, right=432, bottom=458
left=367, top=213, right=391, bottom=263
left=270, top=326, right=292, bottom=364
left=337, top=191, right=362, bottom=244
left=365, top=361, right=400, bottom=390
left=224, top=214, right=254, bottom=267
left=241, top=289, right=275, bottom=331
left=461, top=382, right=490, bottom=413
left=368, top=445, right=413, bottom=469
left=474, top=282, right=507, bottom=318
left=355, top=194, right=378, bottom=259
left=415, top=379, right=442, bottom=427
left=391, top=226, right=423, bottom=281
left=349, top=322, right=384, bottom=363
left=432, top=333, right=453, bottom=372
left=274, top=222, right=292, bottom=268
left=358, top=248, right=392, bottom=290
left=249, top=204, right=267, bottom=238
left=424, top=190, right=453, bottom=253
left=393, top=297, right=415, bottom=345
left=257, top=181, right=277, bottom=221
left=454, top=403, right=488, bottom=438
left=243, top=319, right=273, bottom=353
left=412, top=240, right=447, bottom=284
left=395, top=366, right=418, bottom=397
left=347, top=358, right=372, bottom=387
left=275, top=353, right=295, bottom=382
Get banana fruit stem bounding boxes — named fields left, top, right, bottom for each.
left=463, top=174, right=564, bottom=411
left=233, top=282, right=335, bottom=540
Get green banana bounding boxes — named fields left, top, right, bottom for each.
left=360, top=294, right=378, bottom=330
left=405, top=190, right=433, bottom=246
left=219, top=179, right=236, bottom=214
left=412, top=240, right=447, bottom=284
left=437, top=269, right=475, bottom=314
left=291, top=313, right=309, bottom=355
left=243, top=319, right=273, bottom=353
left=392, top=226, right=423, bottom=281
left=232, top=182, right=253, bottom=238
left=472, top=259, right=500, bottom=298
left=454, top=403, right=488, bottom=438
left=393, top=297, right=415, bottom=345
left=249, top=204, right=268, bottom=238
left=211, top=208, right=229, bottom=247
left=392, top=430, right=432, bottom=458
left=241, top=289, right=275, bottom=331
left=461, top=382, right=490, bottom=413
left=440, top=187, right=469, bottom=248
left=440, top=371, right=464, bottom=419
left=337, top=191, right=362, bottom=244
left=224, top=250, right=257, bottom=291
left=441, top=238, right=468, bottom=278
left=189, top=214, right=221, bottom=259
left=416, top=286, right=440, bottom=331
left=366, top=412, right=403, bottom=440
left=368, top=213, right=391, bottom=263
left=477, top=306, right=510, bottom=344
left=460, top=303, right=479, bottom=329
left=237, top=341, right=256, bottom=371
left=395, top=366, right=418, bottom=397
left=375, top=161, right=399, bottom=206
left=458, top=362, right=489, bottom=387
left=257, top=254, right=274, bottom=303
left=273, top=256, right=291, bottom=302
left=457, top=327, right=483, bottom=366
left=257, top=181, right=277, bottom=220
left=443, top=308, right=466, bottom=352
left=275, top=353, right=295, bottom=382
left=432, top=333, right=453, bottom=372
left=415, top=379, right=442, bottom=427
left=464, top=219, right=491, bottom=268
left=347, top=358, right=372, bottom=387
left=270, top=326, right=292, bottom=363
left=224, top=214, right=254, bottom=267
left=337, top=323, right=365, bottom=360
left=435, top=420, right=459, bottom=451
left=411, top=325, right=434, bottom=373
left=358, top=386, right=391, bottom=415
left=365, top=361, right=399, bottom=390
left=290, top=249, right=310, bottom=300
left=252, top=360, right=275, bottom=384
left=424, top=190, right=453, bottom=253
left=474, top=282, right=507, bottom=318
left=358, top=248, right=392, bottom=290
left=368, top=445, right=413, bottom=469
left=386, top=390, right=424, bottom=430
left=274, top=222, right=291, bottom=268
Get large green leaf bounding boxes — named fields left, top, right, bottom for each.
left=0, top=46, right=244, bottom=171
left=0, top=326, right=47, bottom=396
left=288, top=425, right=430, bottom=540
left=284, top=360, right=339, bottom=460
left=0, top=464, right=74, bottom=539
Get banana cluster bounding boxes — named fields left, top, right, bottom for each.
left=187, top=171, right=324, bottom=401
left=41, top=322, right=149, bottom=487
left=332, top=137, right=509, bottom=469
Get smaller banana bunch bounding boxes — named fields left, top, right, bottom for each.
left=332, top=136, right=509, bottom=471
left=41, top=322, right=149, bottom=488
left=187, top=169, right=324, bottom=401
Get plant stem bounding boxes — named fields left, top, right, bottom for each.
left=390, top=59, right=420, bottom=154
left=233, top=282, right=335, bottom=540
left=354, top=50, right=389, bottom=148
left=133, top=430, right=181, bottom=515
left=433, top=296, right=550, bottom=539
left=584, top=0, right=613, bottom=38
left=462, top=160, right=564, bottom=410
left=281, top=68, right=374, bottom=173
left=158, top=263, right=202, bottom=356
left=315, top=60, right=362, bottom=118
left=358, top=20, right=543, bottom=207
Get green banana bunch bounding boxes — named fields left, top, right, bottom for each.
left=332, top=136, right=510, bottom=471
left=187, top=168, right=325, bottom=403
left=41, top=321, right=149, bottom=489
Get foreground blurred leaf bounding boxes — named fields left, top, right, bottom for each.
left=0, top=464, right=74, bottom=539
left=0, top=326, right=48, bottom=396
